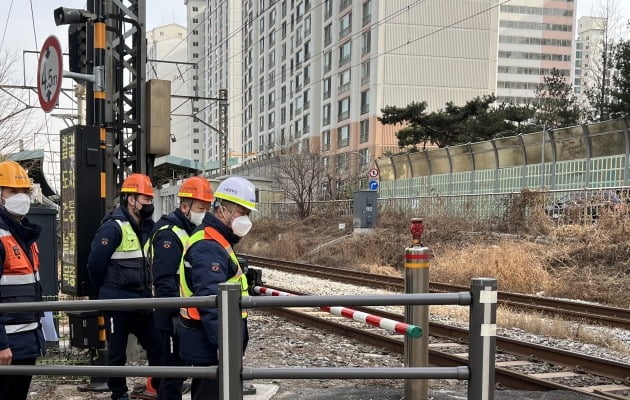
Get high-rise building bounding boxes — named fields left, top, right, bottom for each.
left=496, top=1, right=576, bottom=104
left=146, top=24, right=190, bottom=159
left=185, top=0, right=243, bottom=173
left=238, top=0, right=499, bottom=184
left=573, top=16, right=608, bottom=105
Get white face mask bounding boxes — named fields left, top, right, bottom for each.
left=189, top=211, right=205, bottom=226
left=231, top=215, right=252, bottom=237
left=3, top=193, right=31, bottom=216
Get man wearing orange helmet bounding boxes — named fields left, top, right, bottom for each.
left=0, top=161, right=45, bottom=400
left=87, top=173, right=162, bottom=400
left=146, top=176, right=213, bottom=400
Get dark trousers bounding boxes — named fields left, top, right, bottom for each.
left=157, top=328, right=184, bottom=400
left=0, top=358, right=36, bottom=400
left=105, top=311, right=163, bottom=399
left=189, top=318, right=248, bottom=400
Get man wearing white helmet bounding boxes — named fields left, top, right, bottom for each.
left=177, top=177, right=256, bottom=400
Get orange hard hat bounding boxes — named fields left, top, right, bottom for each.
left=121, top=173, right=154, bottom=196
left=178, top=176, right=214, bottom=202
left=0, top=160, right=31, bottom=189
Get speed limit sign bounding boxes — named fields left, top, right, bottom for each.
left=368, top=167, right=379, bottom=178
left=37, top=35, right=63, bottom=113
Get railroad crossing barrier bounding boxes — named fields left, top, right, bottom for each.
left=0, top=279, right=497, bottom=400
left=254, top=286, right=422, bottom=338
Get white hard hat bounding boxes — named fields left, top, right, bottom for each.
left=214, top=177, right=257, bottom=211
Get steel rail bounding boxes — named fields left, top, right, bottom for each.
left=262, top=293, right=629, bottom=400
left=245, top=254, right=630, bottom=330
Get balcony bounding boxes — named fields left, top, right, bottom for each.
left=322, top=142, right=330, bottom=151
left=339, top=55, right=351, bottom=67
left=323, top=116, right=330, bottom=126
left=338, top=110, right=350, bottom=121
left=361, top=74, right=370, bottom=85
left=337, top=138, right=349, bottom=148
left=340, top=0, right=352, bottom=11
left=363, top=14, right=371, bottom=27
left=360, top=104, right=369, bottom=114
left=338, top=82, right=350, bottom=94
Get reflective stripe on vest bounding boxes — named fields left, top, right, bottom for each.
left=111, top=220, right=144, bottom=259
left=180, top=226, right=248, bottom=321
left=145, top=224, right=189, bottom=266
left=5, top=321, right=39, bottom=334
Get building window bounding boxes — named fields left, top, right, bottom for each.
left=192, top=6, right=198, bottom=12
left=362, top=31, right=371, bottom=55
left=360, top=120, right=369, bottom=143
left=193, top=138, right=200, bottom=144
left=338, top=97, right=350, bottom=121
left=322, top=130, right=330, bottom=151
left=193, top=149, right=200, bottom=154
left=324, top=24, right=332, bottom=47
left=322, top=103, right=331, bottom=126
left=339, top=41, right=351, bottom=66
left=323, top=50, right=332, bottom=73
left=323, top=77, right=331, bottom=99
left=360, top=90, right=369, bottom=114
left=336, top=152, right=348, bottom=173
left=338, top=125, right=349, bottom=148
left=303, top=114, right=310, bottom=134
left=362, top=1, right=371, bottom=26
left=361, top=61, right=370, bottom=84
left=324, top=0, right=332, bottom=19
left=339, top=12, right=352, bottom=39
left=338, top=69, right=351, bottom=93
left=358, top=148, right=369, bottom=168
left=192, top=18, right=198, bottom=23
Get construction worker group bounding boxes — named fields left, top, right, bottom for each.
left=0, top=159, right=258, bottom=400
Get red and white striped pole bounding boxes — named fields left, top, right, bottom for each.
left=254, top=286, right=422, bottom=338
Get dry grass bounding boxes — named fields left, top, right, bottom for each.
left=241, top=197, right=630, bottom=308
left=430, top=241, right=554, bottom=294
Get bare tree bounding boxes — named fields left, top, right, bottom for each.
left=0, top=51, right=38, bottom=155
left=272, top=149, right=325, bottom=219
left=582, top=0, right=629, bottom=121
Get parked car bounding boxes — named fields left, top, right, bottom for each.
left=544, top=190, right=622, bottom=222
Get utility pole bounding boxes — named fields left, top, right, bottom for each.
left=218, top=89, right=228, bottom=175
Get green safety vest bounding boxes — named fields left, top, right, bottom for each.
left=179, top=226, right=248, bottom=320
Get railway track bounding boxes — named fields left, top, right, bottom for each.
left=259, top=285, right=630, bottom=400
left=243, top=254, right=630, bottom=330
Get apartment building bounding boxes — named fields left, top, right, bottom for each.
left=239, top=0, right=499, bottom=189
left=496, top=0, right=576, bottom=104
left=146, top=24, right=191, bottom=160
left=573, top=16, right=607, bottom=105
left=185, top=0, right=243, bottom=172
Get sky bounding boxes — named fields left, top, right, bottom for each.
left=0, top=0, right=627, bottom=191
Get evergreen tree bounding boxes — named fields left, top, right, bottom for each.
left=609, top=40, right=630, bottom=119
left=534, top=68, right=581, bottom=129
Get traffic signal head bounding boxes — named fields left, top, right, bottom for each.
left=54, top=7, right=96, bottom=26
left=68, top=23, right=91, bottom=74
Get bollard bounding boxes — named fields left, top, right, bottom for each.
left=468, top=278, right=497, bottom=400
left=218, top=283, right=243, bottom=400
left=404, top=218, right=431, bottom=400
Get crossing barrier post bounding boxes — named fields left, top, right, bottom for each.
left=404, top=218, right=431, bottom=400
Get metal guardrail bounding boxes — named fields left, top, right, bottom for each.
left=0, top=280, right=497, bottom=399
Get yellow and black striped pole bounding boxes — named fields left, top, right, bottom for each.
left=404, top=218, right=431, bottom=400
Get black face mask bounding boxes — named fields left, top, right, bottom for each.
left=138, top=203, right=154, bottom=220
